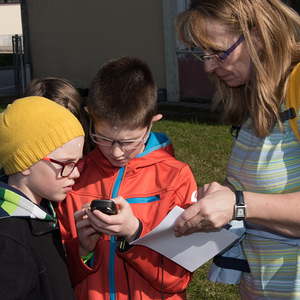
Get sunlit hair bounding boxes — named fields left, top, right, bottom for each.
left=177, top=0, right=300, bottom=137
left=88, top=56, right=157, bottom=129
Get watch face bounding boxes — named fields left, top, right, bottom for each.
left=236, top=207, right=245, bottom=218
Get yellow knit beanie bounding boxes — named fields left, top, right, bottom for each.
left=0, top=96, right=85, bottom=175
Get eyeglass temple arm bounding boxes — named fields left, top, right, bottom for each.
left=219, top=35, right=245, bottom=60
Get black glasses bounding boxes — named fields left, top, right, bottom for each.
left=42, top=157, right=85, bottom=177
left=192, top=35, right=245, bottom=63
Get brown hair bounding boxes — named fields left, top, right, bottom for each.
left=88, top=56, right=157, bottom=129
left=177, top=0, right=300, bottom=137
left=25, top=77, right=93, bottom=154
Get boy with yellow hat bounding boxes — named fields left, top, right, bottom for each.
left=0, top=96, right=85, bottom=300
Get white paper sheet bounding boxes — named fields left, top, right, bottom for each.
left=131, top=206, right=238, bottom=272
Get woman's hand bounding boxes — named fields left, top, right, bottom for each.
left=86, top=196, right=140, bottom=242
left=74, top=205, right=101, bottom=256
left=174, top=182, right=235, bottom=236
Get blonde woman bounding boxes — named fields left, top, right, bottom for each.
left=174, top=0, right=300, bottom=299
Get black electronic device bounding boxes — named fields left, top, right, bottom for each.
left=90, top=199, right=117, bottom=215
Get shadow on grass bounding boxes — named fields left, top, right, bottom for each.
left=0, top=96, right=17, bottom=108
left=0, top=97, right=225, bottom=125
left=158, top=102, right=225, bottom=125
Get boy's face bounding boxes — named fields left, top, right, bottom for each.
left=92, top=121, right=149, bottom=167
left=25, top=136, right=84, bottom=203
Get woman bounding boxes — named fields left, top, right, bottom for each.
left=174, top=0, right=300, bottom=299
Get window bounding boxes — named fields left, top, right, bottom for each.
left=0, top=0, right=20, bottom=4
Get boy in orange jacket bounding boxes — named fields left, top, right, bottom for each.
left=57, top=57, right=197, bottom=300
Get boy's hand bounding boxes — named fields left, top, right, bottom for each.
left=86, top=196, right=140, bottom=242
left=74, top=205, right=101, bottom=256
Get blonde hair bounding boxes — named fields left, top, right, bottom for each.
left=177, top=0, right=300, bottom=137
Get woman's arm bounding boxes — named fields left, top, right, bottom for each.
left=174, top=182, right=300, bottom=237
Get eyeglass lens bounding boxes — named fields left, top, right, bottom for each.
left=61, top=159, right=85, bottom=177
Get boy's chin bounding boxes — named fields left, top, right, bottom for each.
left=111, top=161, right=127, bottom=167
left=109, top=158, right=128, bottom=167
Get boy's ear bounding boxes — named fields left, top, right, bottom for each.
left=151, top=114, right=163, bottom=123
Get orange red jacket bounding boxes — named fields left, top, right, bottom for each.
left=57, top=132, right=198, bottom=300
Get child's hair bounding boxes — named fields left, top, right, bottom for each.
left=25, top=77, right=93, bottom=154
left=88, top=56, right=157, bottom=129
left=25, top=77, right=82, bottom=117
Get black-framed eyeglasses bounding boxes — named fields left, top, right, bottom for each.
left=89, top=121, right=151, bottom=152
left=42, top=157, right=85, bottom=177
left=192, top=35, right=245, bottom=63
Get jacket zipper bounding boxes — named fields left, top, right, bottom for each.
left=108, top=166, right=126, bottom=300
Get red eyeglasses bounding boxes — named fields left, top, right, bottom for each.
left=42, top=157, right=85, bottom=177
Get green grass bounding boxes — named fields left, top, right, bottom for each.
left=154, top=120, right=232, bottom=185
left=153, top=116, right=239, bottom=300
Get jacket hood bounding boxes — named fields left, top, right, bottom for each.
left=0, top=182, right=55, bottom=221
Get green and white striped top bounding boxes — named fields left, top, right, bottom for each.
left=227, top=113, right=300, bottom=299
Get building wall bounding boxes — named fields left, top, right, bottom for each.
left=25, top=0, right=166, bottom=89
left=0, top=4, right=22, bottom=35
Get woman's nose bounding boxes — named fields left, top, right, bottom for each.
left=203, top=58, right=219, bottom=73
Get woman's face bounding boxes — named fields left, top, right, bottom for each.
left=200, top=19, right=252, bottom=87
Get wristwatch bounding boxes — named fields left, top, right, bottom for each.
left=234, top=190, right=246, bottom=220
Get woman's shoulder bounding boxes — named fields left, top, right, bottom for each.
left=290, top=62, right=300, bottom=77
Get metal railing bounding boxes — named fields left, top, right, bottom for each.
left=0, top=34, right=28, bottom=97
left=12, top=34, right=26, bottom=96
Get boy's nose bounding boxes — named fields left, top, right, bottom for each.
left=111, top=142, right=124, bottom=157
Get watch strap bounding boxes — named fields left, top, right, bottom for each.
left=235, top=190, right=245, bottom=206
left=234, top=190, right=246, bottom=220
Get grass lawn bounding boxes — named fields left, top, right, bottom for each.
left=153, top=107, right=240, bottom=300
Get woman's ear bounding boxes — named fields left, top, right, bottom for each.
left=151, top=114, right=163, bottom=123
left=250, top=27, right=262, bottom=50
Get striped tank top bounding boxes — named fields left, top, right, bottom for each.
left=227, top=113, right=300, bottom=299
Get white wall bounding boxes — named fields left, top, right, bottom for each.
left=0, top=4, right=22, bottom=35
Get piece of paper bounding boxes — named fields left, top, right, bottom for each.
left=131, top=206, right=238, bottom=272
